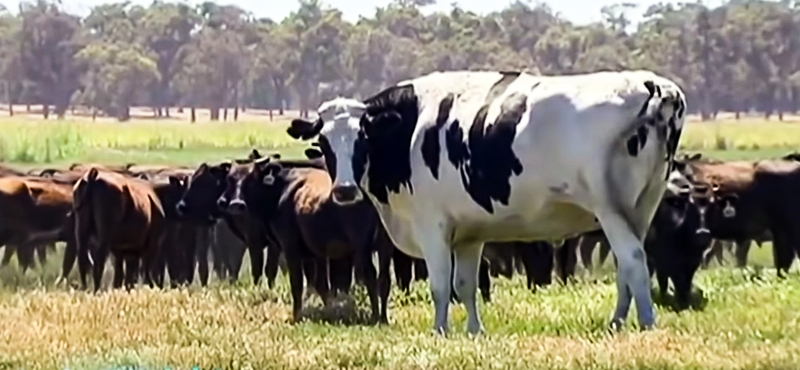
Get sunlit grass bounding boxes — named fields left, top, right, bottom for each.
left=1, top=114, right=800, bottom=369
left=0, top=243, right=796, bottom=370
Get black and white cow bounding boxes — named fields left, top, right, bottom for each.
left=288, top=70, right=687, bottom=334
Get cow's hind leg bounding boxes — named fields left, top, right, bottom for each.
left=734, top=239, right=751, bottom=268
left=452, top=242, right=485, bottom=335
left=595, top=208, right=655, bottom=330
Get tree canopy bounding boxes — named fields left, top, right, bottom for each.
left=1, top=0, right=799, bottom=121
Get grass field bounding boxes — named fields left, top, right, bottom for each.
left=1, top=111, right=800, bottom=370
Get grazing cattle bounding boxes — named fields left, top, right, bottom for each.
left=0, top=176, right=76, bottom=277
left=0, top=164, right=25, bottom=177
left=223, top=156, right=392, bottom=323
left=176, top=150, right=281, bottom=287
left=72, top=168, right=166, bottom=290
left=674, top=156, right=800, bottom=275
left=148, top=171, right=207, bottom=286
left=645, top=183, right=737, bottom=310
left=1, top=244, right=52, bottom=273
left=287, top=70, right=687, bottom=334
left=578, top=230, right=612, bottom=272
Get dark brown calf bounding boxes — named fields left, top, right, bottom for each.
left=176, top=150, right=279, bottom=286
left=226, top=157, right=391, bottom=323
left=73, top=168, right=167, bottom=291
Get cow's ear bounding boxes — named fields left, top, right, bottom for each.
left=169, top=176, right=182, bottom=187
left=196, top=163, right=209, bottom=174
left=40, top=169, right=57, bottom=178
left=217, top=162, right=232, bottom=173
left=249, top=149, right=262, bottom=160
left=688, top=153, right=702, bottom=161
left=87, top=167, right=99, bottom=181
left=270, top=153, right=281, bottom=160
left=305, top=148, right=323, bottom=160
left=253, top=156, right=272, bottom=173
left=287, top=118, right=323, bottom=140
left=262, top=164, right=281, bottom=185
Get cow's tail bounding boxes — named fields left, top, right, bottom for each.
left=624, top=77, right=688, bottom=180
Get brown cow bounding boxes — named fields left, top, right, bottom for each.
left=0, top=176, right=76, bottom=278
left=72, top=167, right=167, bottom=290
left=224, top=155, right=391, bottom=323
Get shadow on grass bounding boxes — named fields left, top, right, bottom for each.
left=652, top=287, right=709, bottom=312
left=298, top=294, right=378, bottom=327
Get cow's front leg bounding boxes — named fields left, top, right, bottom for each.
left=415, top=228, right=452, bottom=336
left=596, top=208, right=656, bottom=331
left=453, top=241, right=485, bottom=335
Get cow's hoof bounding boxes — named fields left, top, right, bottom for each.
left=608, top=318, right=625, bottom=333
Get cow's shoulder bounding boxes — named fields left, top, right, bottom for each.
left=275, top=167, right=330, bottom=215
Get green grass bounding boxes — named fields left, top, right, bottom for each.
left=0, top=117, right=308, bottom=168
left=1, top=115, right=800, bottom=369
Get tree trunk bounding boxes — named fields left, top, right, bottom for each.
left=735, top=111, right=740, bottom=120
left=165, top=107, right=170, bottom=118
left=92, top=108, right=97, bottom=121
left=118, top=106, right=131, bottom=122
left=177, top=107, right=184, bottom=113
left=8, top=102, right=12, bottom=117
left=223, top=107, right=228, bottom=121
left=26, top=104, right=30, bottom=112
left=190, top=107, right=196, bottom=123
left=234, top=106, right=239, bottom=121
left=43, top=104, right=50, bottom=119
left=210, top=107, right=220, bottom=121
left=269, top=109, right=273, bottom=121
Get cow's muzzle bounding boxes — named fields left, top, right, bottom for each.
left=176, top=201, right=187, bottom=216
left=227, top=199, right=247, bottom=215
left=331, top=184, right=362, bottom=204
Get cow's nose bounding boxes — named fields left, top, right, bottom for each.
left=332, top=185, right=361, bottom=204
left=175, top=201, right=186, bottom=216
left=228, top=199, right=247, bottom=214
left=216, top=197, right=229, bottom=210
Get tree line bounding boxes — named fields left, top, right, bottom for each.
left=0, top=0, right=799, bottom=121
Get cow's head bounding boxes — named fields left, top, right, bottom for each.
left=224, top=157, right=283, bottom=218
left=287, top=97, right=367, bottom=204
left=176, top=162, right=232, bottom=221
left=661, top=183, right=738, bottom=248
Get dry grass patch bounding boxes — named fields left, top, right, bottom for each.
left=0, top=266, right=798, bottom=370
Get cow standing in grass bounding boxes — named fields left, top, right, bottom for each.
left=287, top=70, right=687, bottom=334
left=72, top=168, right=166, bottom=290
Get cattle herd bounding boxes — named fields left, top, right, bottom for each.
left=1, top=69, right=799, bottom=335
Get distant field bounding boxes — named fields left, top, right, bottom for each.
left=0, top=110, right=799, bottom=168
left=2, top=110, right=800, bottom=369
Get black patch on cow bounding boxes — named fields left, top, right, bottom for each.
left=446, top=92, right=528, bottom=214
left=637, top=81, right=657, bottom=118
left=627, top=135, right=640, bottom=156
left=663, top=92, right=685, bottom=179
left=356, top=84, right=419, bottom=203
left=484, top=72, right=521, bottom=105
left=421, top=93, right=456, bottom=180
left=626, top=125, right=650, bottom=157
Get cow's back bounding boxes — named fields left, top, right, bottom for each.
left=405, top=70, right=685, bottom=243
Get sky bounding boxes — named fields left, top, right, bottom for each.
left=1, top=0, right=728, bottom=25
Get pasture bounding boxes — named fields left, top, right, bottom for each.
left=1, top=110, right=800, bottom=370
